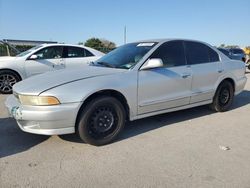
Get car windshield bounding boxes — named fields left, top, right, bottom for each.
left=16, top=45, right=43, bottom=57
left=95, top=42, right=157, bottom=69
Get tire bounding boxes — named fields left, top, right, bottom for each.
left=0, top=70, right=21, bottom=94
left=77, top=96, right=126, bottom=146
left=209, top=81, right=234, bottom=112
left=248, top=64, right=250, bottom=70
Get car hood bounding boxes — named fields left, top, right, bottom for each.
left=13, top=66, right=126, bottom=95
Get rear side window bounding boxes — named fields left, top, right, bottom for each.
left=150, top=41, right=186, bottom=67
left=185, top=41, right=219, bottom=65
left=66, top=46, right=94, bottom=58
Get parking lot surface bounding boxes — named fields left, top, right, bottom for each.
left=1, top=72, right=250, bottom=188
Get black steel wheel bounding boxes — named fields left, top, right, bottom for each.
left=77, top=96, right=126, bottom=146
left=0, top=70, right=21, bottom=94
left=210, top=80, right=234, bottom=112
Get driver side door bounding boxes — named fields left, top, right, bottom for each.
left=24, top=46, right=64, bottom=77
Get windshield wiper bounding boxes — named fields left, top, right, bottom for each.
left=96, top=61, right=116, bottom=68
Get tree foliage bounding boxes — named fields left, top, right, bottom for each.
left=82, top=38, right=116, bottom=53
left=84, top=38, right=103, bottom=49
left=219, top=44, right=239, bottom=48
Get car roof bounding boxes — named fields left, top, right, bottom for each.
left=133, top=38, right=210, bottom=44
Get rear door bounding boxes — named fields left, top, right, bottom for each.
left=25, top=46, right=64, bottom=77
left=138, top=40, right=193, bottom=114
left=64, top=46, right=97, bottom=68
left=184, top=41, right=221, bottom=103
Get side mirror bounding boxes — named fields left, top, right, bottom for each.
left=29, top=54, right=38, bottom=60
left=140, top=58, right=164, bottom=70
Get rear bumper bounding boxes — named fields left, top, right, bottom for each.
left=5, top=95, right=80, bottom=135
left=235, top=76, right=247, bottom=95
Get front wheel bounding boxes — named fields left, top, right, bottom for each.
left=209, top=81, right=234, bottom=112
left=77, top=96, right=126, bottom=146
left=0, top=70, right=21, bottom=94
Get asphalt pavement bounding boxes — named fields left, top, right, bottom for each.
left=1, top=72, right=250, bottom=188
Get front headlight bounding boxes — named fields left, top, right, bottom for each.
left=18, top=95, right=60, bottom=106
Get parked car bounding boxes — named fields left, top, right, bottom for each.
left=218, top=47, right=246, bottom=62
left=0, top=44, right=104, bottom=94
left=245, top=55, right=250, bottom=70
left=5, top=39, right=247, bottom=146
left=229, top=48, right=246, bottom=62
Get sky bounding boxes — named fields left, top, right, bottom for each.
left=0, top=0, right=249, bottom=47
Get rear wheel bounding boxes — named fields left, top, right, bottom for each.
left=210, top=81, right=234, bottom=112
left=0, top=70, right=21, bottom=94
left=77, top=96, right=126, bottom=146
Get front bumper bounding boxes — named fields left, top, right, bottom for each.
left=5, top=95, right=81, bottom=135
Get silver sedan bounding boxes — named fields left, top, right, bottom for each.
left=5, top=39, right=247, bottom=146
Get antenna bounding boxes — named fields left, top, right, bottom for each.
left=124, top=26, right=127, bottom=44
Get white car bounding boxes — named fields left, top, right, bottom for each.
left=0, top=44, right=104, bottom=94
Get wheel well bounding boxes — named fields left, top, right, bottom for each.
left=0, top=68, right=22, bottom=81
left=221, top=78, right=235, bottom=92
left=75, top=90, right=130, bottom=126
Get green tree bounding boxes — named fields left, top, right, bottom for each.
left=219, top=44, right=225, bottom=48
left=84, top=38, right=104, bottom=49
left=100, top=39, right=116, bottom=49
left=83, top=38, right=116, bottom=53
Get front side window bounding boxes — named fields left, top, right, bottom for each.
left=34, top=46, right=63, bottom=59
left=185, top=41, right=219, bottom=65
left=150, top=41, right=186, bottom=67
left=66, top=46, right=93, bottom=58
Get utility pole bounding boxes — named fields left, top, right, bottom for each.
left=124, top=26, right=127, bottom=44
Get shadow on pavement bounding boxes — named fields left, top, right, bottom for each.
left=1, top=90, right=249, bottom=152
left=120, top=90, right=250, bottom=142
left=0, top=118, right=49, bottom=158
left=60, top=90, right=250, bottom=145
left=232, top=90, right=250, bottom=109
left=59, top=133, right=84, bottom=143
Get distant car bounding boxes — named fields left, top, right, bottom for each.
left=0, top=44, right=104, bottom=94
left=229, top=48, right=246, bottom=62
left=246, top=56, right=250, bottom=70
left=5, top=39, right=247, bottom=146
left=218, top=48, right=246, bottom=62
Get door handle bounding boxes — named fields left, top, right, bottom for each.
left=181, top=73, right=191, bottom=79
